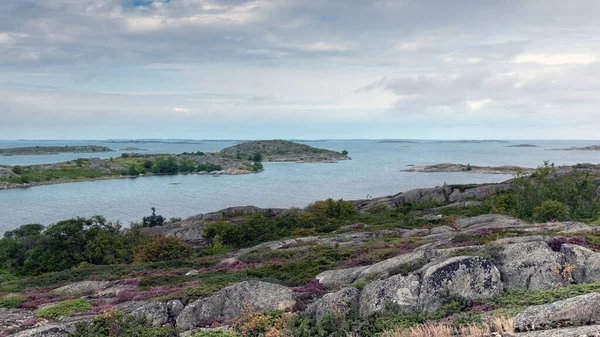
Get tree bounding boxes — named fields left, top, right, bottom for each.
left=12, top=166, right=23, bottom=175
left=252, top=152, right=263, bottom=162
left=151, top=157, right=179, bottom=174
left=141, top=207, right=165, bottom=228
left=134, top=236, right=193, bottom=263
left=341, top=150, right=348, bottom=156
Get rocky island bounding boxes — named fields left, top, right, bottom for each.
left=549, top=145, right=600, bottom=151
left=119, top=147, right=148, bottom=151
left=403, top=163, right=535, bottom=175
left=3, top=164, right=600, bottom=336
left=219, top=139, right=350, bottom=162
left=0, top=140, right=347, bottom=190
left=505, top=144, right=538, bottom=148
left=0, top=145, right=113, bottom=156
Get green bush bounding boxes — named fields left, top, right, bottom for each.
left=533, top=199, right=571, bottom=222
left=12, top=165, right=23, bottom=175
left=152, top=157, right=179, bottom=174
left=341, top=150, right=348, bottom=156
left=35, top=298, right=92, bottom=319
left=141, top=207, right=165, bottom=228
left=70, top=310, right=178, bottom=337
left=0, top=295, right=26, bottom=308
left=134, top=236, right=193, bottom=263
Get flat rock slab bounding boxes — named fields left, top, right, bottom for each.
left=514, top=292, right=600, bottom=331
left=515, top=324, right=600, bottom=336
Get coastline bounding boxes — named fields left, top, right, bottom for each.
left=0, top=169, right=258, bottom=190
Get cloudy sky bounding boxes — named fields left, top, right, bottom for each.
left=1, top=0, right=600, bottom=139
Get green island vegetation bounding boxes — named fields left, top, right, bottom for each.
left=0, top=145, right=113, bottom=156
left=2, top=162, right=600, bottom=336
left=0, top=140, right=348, bottom=188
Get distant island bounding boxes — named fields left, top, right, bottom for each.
left=505, top=144, right=538, bottom=148
left=0, top=145, right=113, bottom=156
left=120, top=147, right=147, bottom=151
left=107, top=140, right=205, bottom=144
left=403, top=163, right=534, bottom=175
left=549, top=145, right=600, bottom=151
left=434, top=140, right=509, bottom=144
left=219, top=139, right=350, bottom=163
left=0, top=140, right=347, bottom=189
left=376, top=140, right=419, bottom=144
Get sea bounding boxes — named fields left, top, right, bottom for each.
left=1, top=139, right=599, bottom=234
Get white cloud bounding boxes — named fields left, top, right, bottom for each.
left=515, top=53, right=597, bottom=65
left=173, top=107, right=190, bottom=113
left=0, top=33, right=13, bottom=44
left=466, top=98, right=493, bottom=110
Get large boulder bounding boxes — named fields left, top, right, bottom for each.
left=496, top=241, right=564, bottom=290
left=393, top=188, right=448, bottom=204
left=514, top=292, right=600, bottom=331
left=359, top=274, right=420, bottom=316
left=316, top=266, right=367, bottom=289
left=305, top=287, right=360, bottom=322
left=561, top=244, right=600, bottom=283
left=115, top=301, right=170, bottom=327
left=418, top=256, right=503, bottom=311
left=176, top=281, right=295, bottom=330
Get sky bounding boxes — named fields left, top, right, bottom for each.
left=1, top=0, right=600, bottom=140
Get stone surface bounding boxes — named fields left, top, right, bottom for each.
left=359, top=274, right=421, bottom=315
left=8, top=325, right=69, bottom=337
left=457, top=214, right=522, bottom=231
left=514, top=292, right=600, bottom=331
left=496, top=241, right=564, bottom=290
left=356, top=250, right=429, bottom=282
left=561, top=244, right=600, bottom=283
left=305, top=287, right=360, bottom=322
left=418, top=256, right=503, bottom=311
left=514, top=324, right=600, bottom=336
left=176, top=281, right=295, bottom=330
left=51, top=281, right=113, bottom=294
left=115, top=301, right=170, bottom=327
left=316, top=266, right=367, bottom=289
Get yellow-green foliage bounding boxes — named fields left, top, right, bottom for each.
left=134, top=236, right=193, bottom=263
left=34, top=298, right=92, bottom=319
left=0, top=295, right=26, bottom=308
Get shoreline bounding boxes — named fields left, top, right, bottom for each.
left=0, top=169, right=258, bottom=190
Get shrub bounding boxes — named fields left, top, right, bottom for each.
left=141, top=207, right=165, bottom=228
left=368, top=202, right=391, bottom=214
left=307, top=198, right=356, bottom=219
left=70, top=310, right=178, bottom=337
left=152, top=157, right=179, bottom=174
left=0, top=295, right=26, bottom=308
left=143, top=160, right=154, bottom=169
left=35, top=298, right=92, bottom=319
left=251, top=152, right=262, bottom=162
left=533, top=199, right=570, bottom=222
left=12, top=165, right=23, bottom=175
left=134, top=237, right=193, bottom=263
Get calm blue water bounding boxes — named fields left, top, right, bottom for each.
left=1, top=139, right=599, bottom=233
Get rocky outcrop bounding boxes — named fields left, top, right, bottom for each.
left=52, top=281, right=113, bottom=294
left=176, top=281, right=295, bottom=330
left=418, top=256, right=503, bottom=311
left=496, top=241, right=564, bottom=290
left=359, top=274, right=421, bottom=315
left=115, top=301, right=170, bottom=327
left=0, top=167, right=17, bottom=179
left=403, top=163, right=533, bottom=175
left=515, top=324, right=600, bottom=336
left=316, top=266, right=367, bottom=290
left=8, top=325, right=71, bottom=337
left=514, top=292, right=600, bottom=331
left=305, top=287, right=360, bottom=321
left=561, top=244, right=600, bottom=283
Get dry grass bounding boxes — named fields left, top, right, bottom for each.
left=380, top=317, right=515, bottom=337
left=380, top=323, right=453, bottom=337
left=492, top=316, right=515, bottom=334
